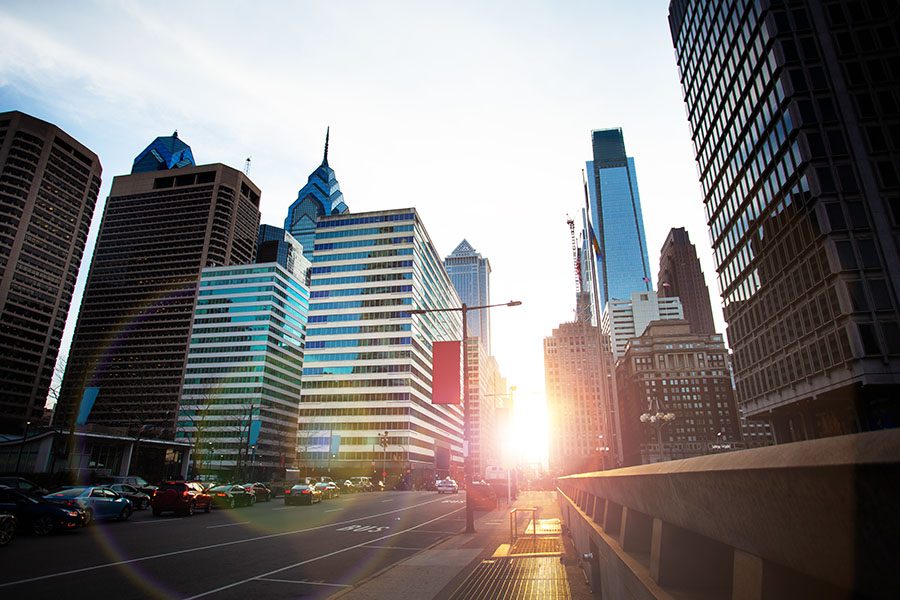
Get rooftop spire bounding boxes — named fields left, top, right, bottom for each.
left=322, top=126, right=330, bottom=167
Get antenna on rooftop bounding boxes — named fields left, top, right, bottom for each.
left=244, top=156, right=252, bottom=175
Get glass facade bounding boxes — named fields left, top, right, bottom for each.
left=669, top=0, right=900, bottom=441
left=131, top=131, right=195, bottom=173
left=443, top=239, right=492, bottom=354
left=177, top=263, right=310, bottom=479
left=256, top=224, right=309, bottom=280
left=586, top=128, right=652, bottom=310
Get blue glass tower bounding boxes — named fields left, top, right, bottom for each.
left=257, top=225, right=308, bottom=280
left=284, top=128, right=348, bottom=259
left=131, top=131, right=195, bottom=173
left=586, top=128, right=652, bottom=310
left=443, top=240, right=492, bottom=354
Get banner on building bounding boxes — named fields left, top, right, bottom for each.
left=76, top=387, right=100, bottom=426
left=432, top=341, right=462, bottom=405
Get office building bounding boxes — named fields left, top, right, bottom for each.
left=465, top=338, right=506, bottom=478
left=658, top=227, right=717, bottom=335
left=586, top=128, right=653, bottom=310
left=56, top=134, right=260, bottom=434
left=669, top=0, right=900, bottom=440
left=602, top=291, right=684, bottom=361
left=176, top=261, right=310, bottom=480
left=284, top=129, right=348, bottom=260
left=0, top=111, right=102, bottom=431
left=298, top=208, right=464, bottom=488
left=257, top=225, right=307, bottom=279
left=616, top=320, right=740, bottom=465
left=544, top=321, right=610, bottom=475
left=444, top=240, right=492, bottom=354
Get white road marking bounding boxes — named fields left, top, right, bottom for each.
left=183, top=507, right=466, bottom=599
left=0, top=495, right=448, bottom=589
left=380, top=499, right=394, bottom=503
left=132, top=519, right=179, bottom=525
left=207, top=522, right=249, bottom=529
left=325, top=508, right=343, bottom=512
left=364, top=545, right=422, bottom=551
left=257, top=578, right=349, bottom=587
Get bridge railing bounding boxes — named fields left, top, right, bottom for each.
left=557, top=428, right=900, bottom=600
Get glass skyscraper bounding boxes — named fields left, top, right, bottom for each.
left=586, top=128, right=653, bottom=310
left=284, top=128, right=348, bottom=259
left=257, top=224, right=306, bottom=280
left=443, top=239, right=492, bottom=354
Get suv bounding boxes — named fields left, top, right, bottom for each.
left=436, top=478, right=459, bottom=494
left=349, top=477, right=374, bottom=492
left=96, top=476, right=157, bottom=497
left=151, top=481, right=211, bottom=516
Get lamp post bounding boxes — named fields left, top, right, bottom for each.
left=408, top=299, right=522, bottom=534
left=596, top=434, right=611, bottom=470
left=207, top=442, right=214, bottom=478
left=710, top=431, right=732, bottom=452
left=378, top=431, right=390, bottom=491
left=15, top=420, right=31, bottom=474
left=250, top=445, right=257, bottom=481
left=640, top=406, right=676, bottom=462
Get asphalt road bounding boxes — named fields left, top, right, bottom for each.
left=0, top=490, right=470, bottom=599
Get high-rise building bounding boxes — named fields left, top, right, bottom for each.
left=444, top=240, right=492, bottom=353
left=658, top=227, right=717, bottom=335
left=56, top=134, right=261, bottom=433
left=586, top=128, right=653, bottom=310
left=176, top=261, right=310, bottom=480
left=465, top=338, right=505, bottom=478
left=616, top=320, right=740, bottom=466
left=257, top=225, right=306, bottom=279
left=602, top=291, right=684, bottom=360
left=299, top=208, right=464, bottom=488
left=544, top=321, right=610, bottom=475
left=284, top=129, right=348, bottom=260
left=669, top=0, right=900, bottom=441
left=0, top=111, right=102, bottom=431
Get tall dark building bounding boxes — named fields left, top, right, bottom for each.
left=56, top=133, right=260, bottom=434
left=0, top=111, right=102, bottom=431
left=669, top=0, right=900, bottom=442
left=657, top=227, right=716, bottom=335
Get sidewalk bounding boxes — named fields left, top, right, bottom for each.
left=332, top=490, right=593, bottom=600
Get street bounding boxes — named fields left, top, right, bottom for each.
left=1, top=491, right=469, bottom=599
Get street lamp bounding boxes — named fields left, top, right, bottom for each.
left=710, top=431, right=733, bottom=452
left=378, top=431, right=390, bottom=491
left=407, top=299, right=522, bottom=534
left=640, top=408, right=676, bottom=462
left=15, top=420, right=31, bottom=474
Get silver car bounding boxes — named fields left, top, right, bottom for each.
left=43, top=487, right=132, bottom=524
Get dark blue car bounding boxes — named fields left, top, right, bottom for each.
left=43, top=486, right=132, bottom=524
left=0, top=486, right=85, bottom=535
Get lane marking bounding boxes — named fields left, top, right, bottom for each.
left=380, top=499, right=394, bottom=503
left=257, top=578, right=349, bottom=587
left=364, top=545, right=422, bottom=551
left=132, top=520, right=179, bottom=525
left=325, top=508, right=343, bottom=513
left=184, top=507, right=465, bottom=599
left=207, top=522, right=249, bottom=529
left=0, top=495, right=448, bottom=589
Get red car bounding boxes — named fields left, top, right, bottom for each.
left=151, top=481, right=211, bottom=516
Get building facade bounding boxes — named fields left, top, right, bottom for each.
left=465, top=337, right=505, bottom=479
left=0, top=111, right=102, bottom=432
left=616, top=320, right=740, bottom=466
left=602, top=291, right=684, bottom=361
left=176, top=261, right=310, bottom=480
left=657, top=227, right=717, bottom=335
left=257, top=225, right=306, bottom=279
left=284, top=129, right=348, bottom=260
left=586, top=128, right=653, bottom=310
left=56, top=135, right=261, bottom=435
left=443, top=239, right=492, bottom=354
left=544, top=321, right=609, bottom=475
left=669, top=0, right=900, bottom=441
left=298, top=208, right=464, bottom=488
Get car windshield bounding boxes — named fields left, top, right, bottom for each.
left=47, top=488, right=87, bottom=497
left=209, top=486, right=231, bottom=492
left=132, top=477, right=149, bottom=486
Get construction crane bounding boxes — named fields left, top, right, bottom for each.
left=566, top=215, right=581, bottom=294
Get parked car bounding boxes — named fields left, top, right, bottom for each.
left=0, top=486, right=84, bottom=535
left=44, top=487, right=133, bottom=523
left=339, top=480, right=357, bottom=494
left=0, top=513, right=15, bottom=546
left=151, top=481, right=212, bottom=517
left=95, top=476, right=158, bottom=498
left=436, top=478, right=459, bottom=494
left=314, top=481, right=339, bottom=499
left=284, top=484, right=322, bottom=505
left=242, top=482, right=271, bottom=502
left=0, top=477, right=48, bottom=498
left=208, top=485, right=254, bottom=509
left=468, top=480, right=498, bottom=510
left=349, top=477, right=375, bottom=492
left=103, top=484, right=151, bottom=510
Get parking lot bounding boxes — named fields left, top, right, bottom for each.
left=1, top=490, right=470, bottom=599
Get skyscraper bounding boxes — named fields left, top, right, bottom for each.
left=56, top=134, right=261, bottom=433
left=299, top=208, right=464, bottom=487
left=257, top=224, right=306, bottom=279
left=669, top=0, right=900, bottom=441
left=0, top=111, right=102, bottom=431
left=657, top=227, right=717, bottom=335
left=443, top=239, right=492, bottom=354
left=602, top=291, right=684, bottom=360
left=284, top=129, right=348, bottom=260
left=586, top=128, right=653, bottom=310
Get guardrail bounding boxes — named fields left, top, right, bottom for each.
left=557, top=429, right=900, bottom=600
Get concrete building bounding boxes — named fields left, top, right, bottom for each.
left=657, top=227, right=717, bottom=335
left=616, top=320, right=740, bottom=465
left=55, top=134, right=260, bottom=436
left=0, top=111, right=102, bottom=432
left=299, top=208, right=464, bottom=488
left=176, top=261, right=310, bottom=481
left=602, top=290, right=684, bottom=361
left=465, top=338, right=506, bottom=479
left=669, top=0, right=900, bottom=441
left=544, top=321, right=610, bottom=476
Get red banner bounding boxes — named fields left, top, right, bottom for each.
left=432, top=341, right=462, bottom=405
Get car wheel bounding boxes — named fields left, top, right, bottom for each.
left=32, top=515, right=55, bottom=536
left=229, top=498, right=235, bottom=509
left=203, top=501, right=211, bottom=514
left=0, top=519, right=14, bottom=546
left=186, top=502, right=195, bottom=516
left=140, top=498, right=149, bottom=510
left=250, top=495, right=256, bottom=505
left=119, top=506, right=132, bottom=521
left=84, top=509, right=94, bottom=526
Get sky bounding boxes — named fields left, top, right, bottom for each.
left=0, top=0, right=722, bottom=466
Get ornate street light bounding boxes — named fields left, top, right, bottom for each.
left=640, top=409, right=676, bottom=462
left=378, top=431, right=390, bottom=491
